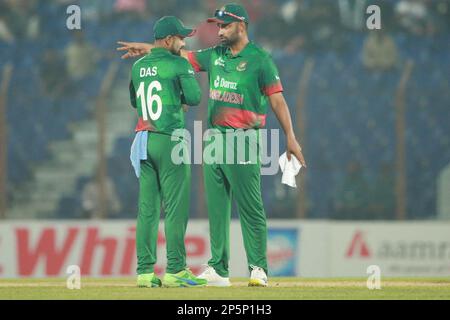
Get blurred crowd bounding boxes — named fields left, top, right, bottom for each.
left=1, top=0, right=449, bottom=220
left=1, top=0, right=449, bottom=78
left=0, top=0, right=448, bottom=89
left=1, top=0, right=449, bottom=47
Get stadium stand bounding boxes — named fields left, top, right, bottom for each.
left=1, top=0, right=449, bottom=220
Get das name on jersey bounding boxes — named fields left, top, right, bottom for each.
left=140, top=66, right=158, bottom=77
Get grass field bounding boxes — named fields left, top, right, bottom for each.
left=1, top=278, right=450, bottom=300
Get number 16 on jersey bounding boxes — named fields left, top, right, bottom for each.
left=136, top=80, right=162, bottom=121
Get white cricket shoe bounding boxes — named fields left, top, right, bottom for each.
left=248, top=265, right=268, bottom=287
left=197, top=264, right=231, bottom=287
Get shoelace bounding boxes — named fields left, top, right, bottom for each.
left=184, top=267, right=194, bottom=276
left=250, top=265, right=266, bottom=278
left=249, top=265, right=262, bottom=271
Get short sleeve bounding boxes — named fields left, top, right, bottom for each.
left=187, top=47, right=215, bottom=73
left=259, top=55, right=283, bottom=96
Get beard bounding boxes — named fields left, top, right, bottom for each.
left=219, top=29, right=239, bottom=47
left=170, top=45, right=183, bottom=56
left=220, top=36, right=238, bottom=47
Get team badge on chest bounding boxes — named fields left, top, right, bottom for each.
left=236, top=61, right=247, bottom=71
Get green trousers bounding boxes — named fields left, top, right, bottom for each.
left=203, top=129, right=268, bottom=277
left=136, top=132, right=190, bottom=275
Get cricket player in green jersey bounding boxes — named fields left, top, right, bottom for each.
left=130, top=16, right=206, bottom=288
left=119, top=4, right=307, bottom=287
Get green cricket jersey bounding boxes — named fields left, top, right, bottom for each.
left=187, top=41, right=283, bottom=131
left=130, top=47, right=201, bottom=134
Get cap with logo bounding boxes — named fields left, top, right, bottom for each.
left=207, top=3, right=249, bottom=24
left=153, top=16, right=196, bottom=40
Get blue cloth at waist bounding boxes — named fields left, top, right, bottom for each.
left=130, top=131, right=148, bottom=178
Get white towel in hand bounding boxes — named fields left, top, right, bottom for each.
left=278, top=152, right=302, bottom=188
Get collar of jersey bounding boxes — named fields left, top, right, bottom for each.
left=224, top=41, right=254, bottom=58
left=151, top=47, right=172, bottom=55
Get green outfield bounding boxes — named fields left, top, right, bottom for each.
left=1, top=278, right=450, bottom=300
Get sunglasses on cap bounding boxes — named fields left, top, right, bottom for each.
left=214, top=9, right=246, bottom=22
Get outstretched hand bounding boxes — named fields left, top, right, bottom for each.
left=117, top=41, right=152, bottom=59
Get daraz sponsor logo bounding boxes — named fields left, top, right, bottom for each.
left=213, top=76, right=238, bottom=90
